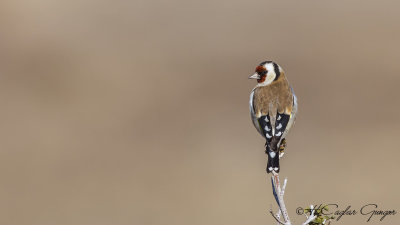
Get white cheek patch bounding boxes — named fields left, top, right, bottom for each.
left=264, top=73, right=276, bottom=85
left=268, top=167, right=273, bottom=171
left=257, top=63, right=276, bottom=86
left=277, top=115, right=281, bottom=120
left=264, top=117, right=269, bottom=122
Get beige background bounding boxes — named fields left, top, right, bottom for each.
left=0, top=0, right=399, bottom=224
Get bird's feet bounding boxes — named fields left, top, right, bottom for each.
left=278, top=138, right=286, bottom=158
left=265, top=139, right=286, bottom=157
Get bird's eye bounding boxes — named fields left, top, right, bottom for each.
left=255, top=66, right=267, bottom=77
left=259, top=70, right=267, bottom=76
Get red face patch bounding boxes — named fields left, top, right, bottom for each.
left=255, top=66, right=267, bottom=83
left=255, top=66, right=266, bottom=74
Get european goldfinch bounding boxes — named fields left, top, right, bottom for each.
left=249, top=61, right=297, bottom=173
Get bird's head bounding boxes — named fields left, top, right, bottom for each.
left=249, top=61, right=282, bottom=86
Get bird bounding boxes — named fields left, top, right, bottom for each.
left=249, top=61, right=297, bottom=173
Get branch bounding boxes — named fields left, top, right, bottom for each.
left=269, top=172, right=320, bottom=225
left=270, top=171, right=291, bottom=224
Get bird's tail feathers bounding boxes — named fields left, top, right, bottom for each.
left=266, top=150, right=280, bottom=173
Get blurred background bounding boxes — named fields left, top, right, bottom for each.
left=0, top=0, right=399, bottom=224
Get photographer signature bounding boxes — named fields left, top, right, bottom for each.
left=296, top=204, right=397, bottom=222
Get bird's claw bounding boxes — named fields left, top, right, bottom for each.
left=279, top=138, right=286, bottom=154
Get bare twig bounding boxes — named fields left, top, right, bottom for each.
left=269, top=173, right=319, bottom=225
left=269, top=209, right=289, bottom=225
left=271, top=171, right=291, bottom=224
left=275, top=209, right=282, bottom=225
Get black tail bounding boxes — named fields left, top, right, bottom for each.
left=266, top=151, right=280, bottom=173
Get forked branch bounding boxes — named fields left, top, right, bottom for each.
left=269, top=172, right=318, bottom=225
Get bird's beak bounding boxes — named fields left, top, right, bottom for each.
left=248, top=73, right=260, bottom=79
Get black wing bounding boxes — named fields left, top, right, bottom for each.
left=270, top=113, right=290, bottom=151
left=257, top=115, right=273, bottom=144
